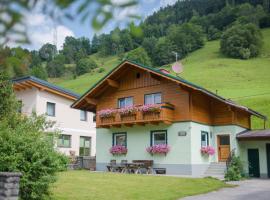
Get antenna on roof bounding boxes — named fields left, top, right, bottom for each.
left=171, top=51, right=183, bottom=76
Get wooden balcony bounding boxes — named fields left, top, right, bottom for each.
left=96, top=103, right=174, bottom=128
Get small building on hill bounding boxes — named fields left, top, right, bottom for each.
left=72, top=60, right=269, bottom=178
left=12, top=76, right=96, bottom=157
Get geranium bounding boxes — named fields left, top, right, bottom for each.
left=118, top=106, right=137, bottom=116
left=200, top=146, right=215, bottom=156
left=110, top=145, right=128, bottom=155
left=138, top=104, right=161, bottom=113
left=98, top=109, right=116, bottom=118
left=146, top=144, right=170, bottom=155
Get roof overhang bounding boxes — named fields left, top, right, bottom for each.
left=12, top=76, right=80, bottom=101
left=71, top=60, right=267, bottom=120
left=237, top=129, right=270, bottom=140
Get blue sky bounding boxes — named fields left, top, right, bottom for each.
left=20, top=0, right=177, bottom=50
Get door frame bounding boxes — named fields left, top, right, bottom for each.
left=248, top=148, right=260, bottom=178
left=266, top=144, right=270, bottom=178
left=217, top=134, right=231, bottom=162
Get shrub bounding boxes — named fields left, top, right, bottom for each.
left=220, top=23, right=263, bottom=59
left=76, top=58, right=98, bottom=75
left=207, top=26, right=221, bottom=41
left=124, top=47, right=152, bottom=66
left=97, top=67, right=105, bottom=73
left=225, top=155, right=244, bottom=181
left=31, top=65, right=48, bottom=80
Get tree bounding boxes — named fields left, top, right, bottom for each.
left=220, top=23, right=263, bottom=59
left=91, top=34, right=100, bottom=53
left=31, top=66, right=48, bottom=80
left=30, top=50, right=42, bottom=68
left=153, top=37, right=175, bottom=66
left=124, top=47, right=152, bottom=66
left=207, top=26, right=221, bottom=41
left=46, top=54, right=66, bottom=77
left=76, top=58, right=98, bottom=75
left=0, top=73, right=68, bottom=200
left=142, top=37, right=158, bottom=62
left=39, top=43, right=57, bottom=62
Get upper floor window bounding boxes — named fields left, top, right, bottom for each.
left=93, top=114, right=96, bottom=122
left=57, top=134, right=71, bottom=148
left=145, top=93, right=162, bottom=105
left=113, top=132, right=127, bottom=147
left=118, top=97, right=133, bottom=108
left=46, top=102, right=55, bottom=117
left=80, top=110, right=87, bottom=121
left=201, top=131, right=209, bottom=147
left=151, top=130, right=167, bottom=145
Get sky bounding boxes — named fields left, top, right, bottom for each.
left=21, top=0, right=178, bottom=50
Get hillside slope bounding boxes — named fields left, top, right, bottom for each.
left=52, top=28, right=270, bottom=129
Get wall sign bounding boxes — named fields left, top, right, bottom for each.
left=178, top=131, right=187, bottom=136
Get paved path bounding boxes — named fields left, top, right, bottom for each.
left=181, top=179, right=270, bottom=200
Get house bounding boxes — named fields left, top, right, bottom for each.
left=72, top=60, right=269, bottom=177
left=12, top=76, right=96, bottom=157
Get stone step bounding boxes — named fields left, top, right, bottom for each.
left=204, top=162, right=226, bottom=178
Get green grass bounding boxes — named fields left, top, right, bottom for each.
left=51, top=171, right=228, bottom=200
left=52, top=28, right=270, bottom=129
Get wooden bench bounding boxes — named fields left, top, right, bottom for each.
left=132, top=160, right=153, bottom=174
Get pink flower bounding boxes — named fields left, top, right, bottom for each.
left=138, top=104, right=161, bottom=113
left=118, top=106, right=137, bottom=116
left=98, top=109, right=116, bottom=118
left=110, top=145, right=128, bottom=155
left=146, top=144, right=170, bottom=154
left=200, top=146, right=215, bottom=156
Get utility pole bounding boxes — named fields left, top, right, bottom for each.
left=172, top=51, right=179, bottom=62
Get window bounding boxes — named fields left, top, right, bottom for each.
left=80, top=110, right=87, bottom=121
left=151, top=130, right=167, bottom=145
left=93, top=114, right=96, bottom=122
left=145, top=93, right=162, bottom=105
left=46, top=102, right=55, bottom=116
left=57, top=134, right=71, bottom=148
left=17, top=100, right=22, bottom=113
left=201, top=131, right=209, bottom=147
left=113, top=133, right=127, bottom=147
left=80, top=136, right=91, bottom=156
left=118, top=97, right=133, bottom=108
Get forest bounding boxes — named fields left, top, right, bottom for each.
left=1, top=0, right=270, bottom=80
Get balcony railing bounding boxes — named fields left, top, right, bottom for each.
left=96, top=103, right=174, bottom=128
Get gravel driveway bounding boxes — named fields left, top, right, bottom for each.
left=181, top=179, right=270, bottom=200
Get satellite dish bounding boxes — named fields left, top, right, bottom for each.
left=172, top=61, right=183, bottom=74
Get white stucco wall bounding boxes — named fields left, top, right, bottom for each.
left=15, top=87, right=96, bottom=156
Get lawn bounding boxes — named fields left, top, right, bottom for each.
left=51, top=171, right=228, bottom=200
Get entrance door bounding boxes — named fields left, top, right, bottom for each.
left=218, top=135, right=230, bottom=162
left=248, top=149, right=260, bottom=178
left=266, top=144, right=270, bottom=178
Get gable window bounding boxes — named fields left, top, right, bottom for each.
left=80, top=136, right=91, bottom=156
left=145, top=93, right=162, bottom=105
left=46, top=102, right=55, bottom=116
left=151, top=130, right=167, bottom=145
left=201, top=131, right=209, bottom=147
left=80, top=110, right=87, bottom=121
left=113, top=132, right=127, bottom=147
left=57, top=134, right=71, bottom=148
left=118, top=97, right=133, bottom=108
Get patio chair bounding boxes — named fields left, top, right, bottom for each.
left=133, top=160, right=153, bottom=174
left=119, top=160, right=128, bottom=173
left=107, top=160, right=117, bottom=172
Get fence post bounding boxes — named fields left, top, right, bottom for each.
left=0, top=172, right=22, bottom=200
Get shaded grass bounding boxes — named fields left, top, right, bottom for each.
left=52, top=28, right=270, bottom=129
left=51, top=171, right=228, bottom=200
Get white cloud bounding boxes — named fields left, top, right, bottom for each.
left=21, top=13, right=74, bottom=50
left=160, top=0, right=178, bottom=7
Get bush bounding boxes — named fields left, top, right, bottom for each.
left=225, top=155, right=244, bottom=181
left=207, top=26, right=221, bottom=41
left=31, top=65, right=48, bottom=80
left=220, top=23, right=263, bottom=59
left=76, top=58, right=98, bottom=75
left=97, top=67, right=105, bottom=73
left=124, top=47, right=152, bottom=66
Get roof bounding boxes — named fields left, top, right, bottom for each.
left=12, top=76, right=80, bottom=101
left=71, top=59, right=267, bottom=120
left=237, top=129, right=270, bottom=140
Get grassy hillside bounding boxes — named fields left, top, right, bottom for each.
left=52, top=28, right=270, bottom=129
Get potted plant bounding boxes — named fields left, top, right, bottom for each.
left=200, top=146, right=215, bottom=156
left=146, top=144, right=170, bottom=156
left=110, top=145, right=128, bottom=155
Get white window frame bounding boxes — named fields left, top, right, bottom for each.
left=201, top=131, right=209, bottom=147
left=151, top=130, right=167, bottom=145
left=57, top=134, right=71, bottom=148
left=113, top=132, right=127, bottom=147
left=144, top=93, right=162, bottom=105
left=80, top=110, right=87, bottom=121
left=118, top=97, right=133, bottom=108
left=46, top=102, right=55, bottom=117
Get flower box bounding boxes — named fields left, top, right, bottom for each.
left=118, top=106, right=137, bottom=116
left=138, top=104, right=161, bottom=113
left=98, top=109, right=116, bottom=118
left=200, top=146, right=215, bottom=156
left=110, top=145, right=128, bottom=155
left=146, top=144, right=170, bottom=155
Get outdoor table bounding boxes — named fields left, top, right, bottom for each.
left=121, top=162, right=145, bottom=174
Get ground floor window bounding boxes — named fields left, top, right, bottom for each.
left=151, top=130, right=167, bottom=145
left=80, top=136, right=91, bottom=156
left=113, top=132, right=127, bottom=147
left=57, top=134, right=71, bottom=148
left=201, top=131, right=209, bottom=147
